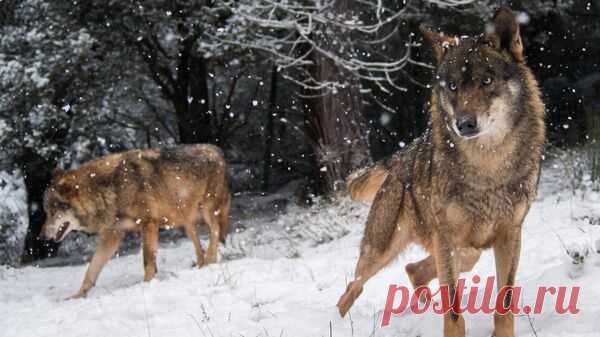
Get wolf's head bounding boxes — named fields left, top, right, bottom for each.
left=41, top=169, right=83, bottom=242
left=422, top=7, right=527, bottom=144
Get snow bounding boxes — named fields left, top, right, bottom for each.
left=2, top=166, right=600, bottom=337
left=0, top=171, right=28, bottom=266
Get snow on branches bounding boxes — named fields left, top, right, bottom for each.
left=218, top=0, right=471, bottom=94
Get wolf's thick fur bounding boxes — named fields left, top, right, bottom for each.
left=337, top=8, right=545, bottom=337
left=346, top=136, right=431, bottom=203
left=41, top=144, right=230, bottom=299
left=346, top=158, right=390, bottom=202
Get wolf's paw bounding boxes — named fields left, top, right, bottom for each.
left=143, top=270, right=157, bottom=282
left=405, top=263, right=427, bottom=288
left=337, top=282, right=363, bottom=318
left=203, top=254, right=217, bottom=265
left=65, top=290, right=87, bottom=301
left=194, top=259, right=213, bottom=268
left=491, top=331, right=515, bottom=337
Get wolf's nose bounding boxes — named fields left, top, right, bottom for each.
left=456, top=116, right=478, bottom=137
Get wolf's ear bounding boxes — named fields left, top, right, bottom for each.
left=52, top=168, right=65, bottom=180
left=419, top=24, right=457, bottom=63
left=487, top=7, right=524, bottom=62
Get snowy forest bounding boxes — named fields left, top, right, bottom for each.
left=1, top=0, right=600, bottom=336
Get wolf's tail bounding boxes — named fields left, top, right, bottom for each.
left=346, top=158, right=392, bottom=202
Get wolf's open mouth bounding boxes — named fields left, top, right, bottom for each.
left=55, top=222, right=70, bottom=241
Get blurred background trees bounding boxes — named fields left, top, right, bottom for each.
left=0, top=0, right=598, bottom=264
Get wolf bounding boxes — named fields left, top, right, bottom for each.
left=337, top=7, right=545, bottom=337
left=345, top=156, right=391, bottom=203
left=41, top=144, right=231, bottom=299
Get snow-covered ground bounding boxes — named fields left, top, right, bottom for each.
left=1, top=164, right=600, bottom=337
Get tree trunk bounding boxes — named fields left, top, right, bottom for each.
left=0, top=0, right=17, bottom=26
left=303, top=0, right=370, bottom=194
left=262, top=66, right=278, bottom=191
left=585, top=105, right=600, bottom=186
left=175, top=54, right=213, bottom=144
left=19, top=149, right=59, bottom=264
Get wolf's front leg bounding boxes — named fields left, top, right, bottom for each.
left=433, top=232, right=465, bottom=337
left=67, top=229, right=124, bottom=300
left=493, top=226, right=522, bottom=337
left=142, top=222, right=159, bottom=281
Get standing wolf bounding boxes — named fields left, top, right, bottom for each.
left=41, top=144, right=230, bottom=299
left=337, top=7, right=545, bottom=337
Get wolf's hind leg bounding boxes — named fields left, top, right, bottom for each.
left=184, top=223, right=205, bottom=267
left=201, top=205, right=220, bottom=265
left=337, top=224, right=414, bottom=317
left=405, top=255, right=436, bottom=291
left=406, top=247, right=481, bottom=290
left=142, top=222, right=159, bottom=281
left=68, top=229, right=124, bottom=299
left=217, top=194, right=230, bottom=243
left=338, top=172, right=410, bottom=317
left=406, top=248, right=481, bottom=303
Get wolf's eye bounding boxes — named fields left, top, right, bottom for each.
left=482, top=77, right=493, bottom=86
left=56, top=202, right=70, bottom=211
left=448, top=82, right=457, bottom=91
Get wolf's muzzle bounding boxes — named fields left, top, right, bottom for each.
left=456, top=116, right=479, bottom=137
